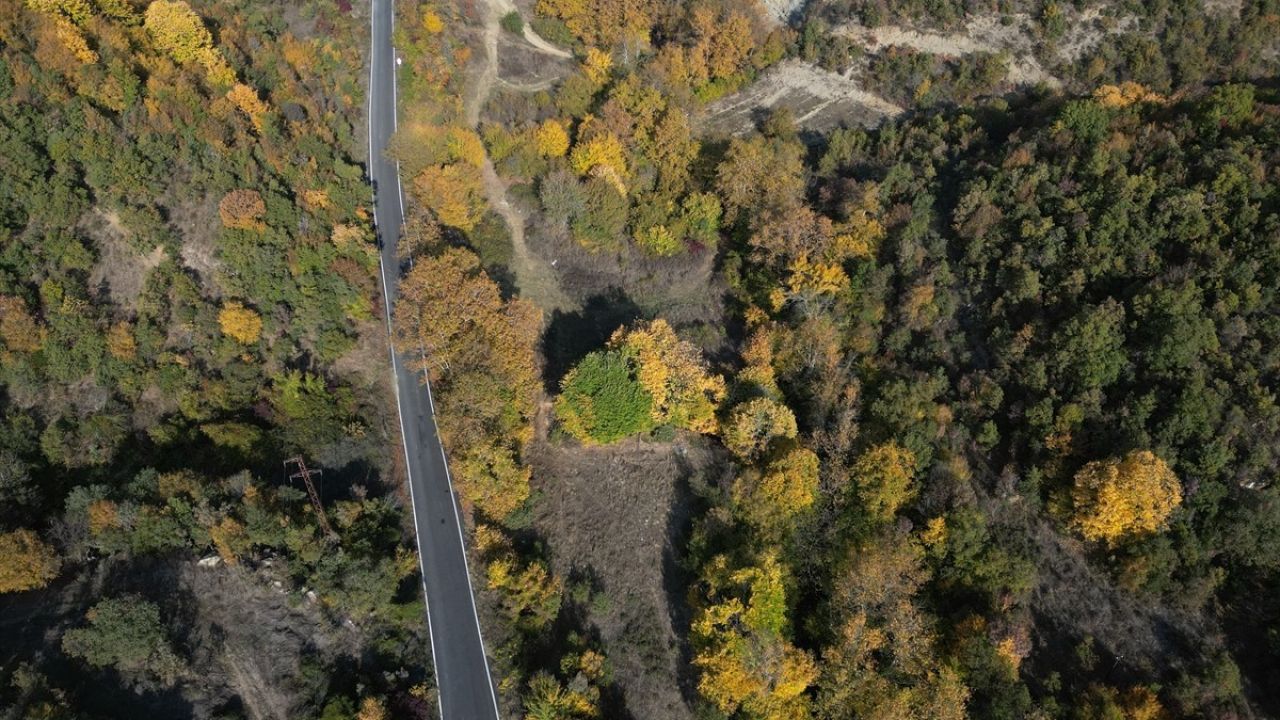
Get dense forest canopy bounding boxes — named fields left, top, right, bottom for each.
left=4, top=0, right=1280, bottom=718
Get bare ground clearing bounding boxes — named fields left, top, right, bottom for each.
left=84, top=209, right=167, bottom=312
left=530, top=437, right=726, bottom=720
left=701, top=59, right=902, bottom=136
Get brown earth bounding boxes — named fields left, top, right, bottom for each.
left=529, top=436, right=727, bottom=720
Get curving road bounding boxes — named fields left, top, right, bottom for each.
left=367, top=0, right=501, bottom=717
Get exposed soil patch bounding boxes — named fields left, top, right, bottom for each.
left=180, top=562, right=362, bottom=720
left=529, top=436, right=726, bottom=720
left=838, top=15, right=1062, bottom=87
left=171, top=196, right=224, bottom=290
left=700, top=59, right=902, bottom=136
left=84, top=209, right=167, bottom=312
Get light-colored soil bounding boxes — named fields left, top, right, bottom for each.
left=84, top=209, right=167, bottom=312
left=182, top=563, right=361, bottom=720
left=530, top=436, right=727, bottom=720
left=701, top=59, right=903, bottom=136
left=838, top=15, right=1063, bottom=87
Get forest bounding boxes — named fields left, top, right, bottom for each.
left=3, top=0, right=1280, bottom=718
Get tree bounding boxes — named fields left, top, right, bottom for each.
left=555, top=350, right=654, bottom=444
left=143, top=0, right=231, bottom=84
left=0, top=296, right=43, bottom=353
left=393, top=248, right=539, bottom=389
left=412, top=162, right=485, bottom=231
left=523, top=673, right=598, bottom=720
left=355, top=697, right=388, bottom=720
left=569, top=131, right=628, bottom=195
left=218, top=302, right=262, bottom=344
left=734, top=444, right=820, bottom=537
left=535, top=119, right=570, bottom=158
left=1071, top=451, right=1182, bottom=546
left=61, top=597, right=182, bottom=685
left=226, top=83, right=268, bottom=133
left=0, top=530, right=60, bottom=593
left=722, top=397, right=798, bottom=459
left=144, top=0, right=213, bottom=63
left=851, top=443, right=918, bottom=523
left=716, top=134, right=805, bottom=224
left=218, top=189, right=266, bottom=230
left=692, top=553, right=817, bottom=719
left=609, top=319, right=725, bottom=433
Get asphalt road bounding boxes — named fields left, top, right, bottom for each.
left=367, top=0, right=502, bottom=717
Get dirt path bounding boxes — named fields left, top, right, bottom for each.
left=480, top=158, right=575, bottom=311
left=468, top=0, right=576, bottom=313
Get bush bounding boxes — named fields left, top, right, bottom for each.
left=555, top=350, right=655, bottom=444
left=500, top=11, right=523, bottom=35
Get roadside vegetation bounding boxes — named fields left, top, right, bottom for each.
left=6, top=0, right=1280, bottom=717
left=0, top=0, right=433, bottom=716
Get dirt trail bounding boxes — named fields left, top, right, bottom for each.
left=469, top=0, right=576, bottom=313
left=480, top=158, right=575, bottom=311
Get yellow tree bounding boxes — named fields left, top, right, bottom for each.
left=569, top=130, right=628, bottom=194
left=218, top=189, right=266, bottom=230
left=144, top=0, right=213, bottom=63
left=218, top=302, right=263, bottom=344
left=1071, top=450, right=1182, bottom=546
left=722, top=397, right=797, bottom=459
left=785, top=254, right=848, bottom=303
left=0, top=296, right=44, bottom=353
left=144, top=0, right=233, bottom=84
left=692, top=553, right=817, bottom=719
left=609, top=319, right=725, bottom=433
left=851, top=442, right=918, bottom=523
left=412, top=163, right=485, bottom=231
left=393, top=247, right=540, bottom=386
left=535, top=119, right=571, bottom=158
left=0, top=529, right=60, bottom=593
left=226, top=83, right=269, bottom=133
left=734, top=444, right=820, bottom=537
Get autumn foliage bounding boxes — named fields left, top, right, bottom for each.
left=218, top=189, right=266, bottom=230
left=218, top=302, right=263, bottom=344
left=1071, top=450, right=1183, bottom=546
left=0, top=529, right=60, bottom=593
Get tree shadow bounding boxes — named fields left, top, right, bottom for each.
left=540, top=288, right=642, bottom=392
left=662, top=448, right=706, bottom=712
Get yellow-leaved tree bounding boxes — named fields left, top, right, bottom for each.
left=734, top=443, right=821, bottom=538
left=609, top=319, right=725, bottom=434
left=143, top=0, right=233, bottom=84
left=0, top=529, right=60, bottom=593
left=218, top=301, right=262, bottom=344
left=569, top=129, right=628, bottom=195
left=1071, top=450, right=1182, bottom=546
left=534, top=119, right=571, bottom=158
left=692, top=553, right=817, bottom=720
left=721, top=397, right=797, bottom=459
left=851, top=442, right=918, bottom=523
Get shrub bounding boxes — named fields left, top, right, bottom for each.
left=499, top=10, right=523, bottom=35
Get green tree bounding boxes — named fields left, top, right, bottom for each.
left=555, top=350, right=655, bottom=444
left=62, top=597, right=182, bottom=685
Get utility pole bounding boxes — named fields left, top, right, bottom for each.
left=284, top=456, right=337, bottom=540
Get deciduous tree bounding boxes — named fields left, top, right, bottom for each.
left=1071, top=450, right=1182, bottom=546
left=0, top=529, right=60, bottom=593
